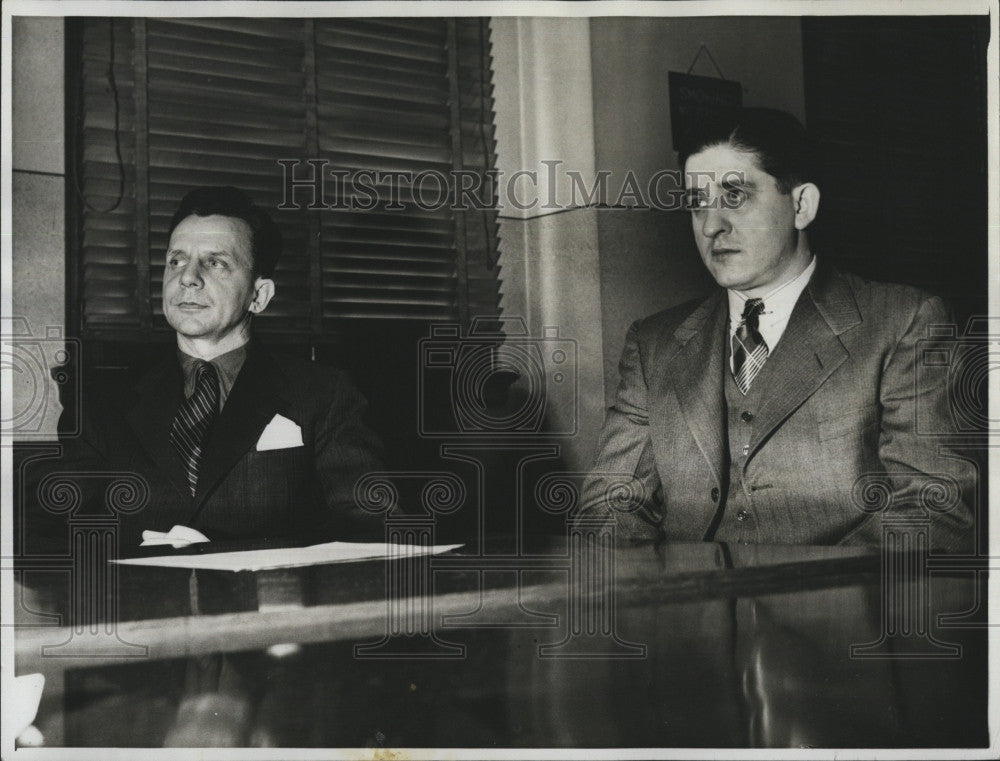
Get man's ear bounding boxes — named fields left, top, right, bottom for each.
left=793, top=183, right=820, bottom=230
left=249, top=278, right=276, bottom=315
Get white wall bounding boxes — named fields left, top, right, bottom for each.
left=491, top=17, right=606, bottom=471
left=11, top=16, right=66, bottom=442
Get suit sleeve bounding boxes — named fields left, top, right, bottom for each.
left=840, top=295, right=977, bottom=551
left=576, top=321, right=665, bottom=540
left=311, top=372, right=388, bottom=541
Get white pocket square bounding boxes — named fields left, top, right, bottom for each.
left=255, top=414, right=304, bottom=451
left=141, top=525, right=210, bottom=548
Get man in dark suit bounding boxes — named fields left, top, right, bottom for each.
left=581, top=108, right=975, bottom=550
left=30, top=187, right=384, bottom=553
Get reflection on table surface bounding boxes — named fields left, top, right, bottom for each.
left=13, top=539, right=988, bottom=748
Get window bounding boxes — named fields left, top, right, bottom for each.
left=68, top=17, right=501, bottom=344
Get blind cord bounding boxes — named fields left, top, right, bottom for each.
left=70, top=18, right=126, bottom=214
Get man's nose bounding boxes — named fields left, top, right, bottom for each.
left=179, top=261, right=204, bottom=287
left=699, top=205, right=731, bottom=239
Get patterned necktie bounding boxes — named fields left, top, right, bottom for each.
left=170, top=361, right=219, bottom=496
left=732, top=298, right=768, bottom=394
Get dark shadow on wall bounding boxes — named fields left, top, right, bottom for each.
left=802, top=15, right=989, bottom=326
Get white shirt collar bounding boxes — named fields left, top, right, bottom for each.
left=727, top=256, right=817, bottom=354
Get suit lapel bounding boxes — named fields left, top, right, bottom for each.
left=654, top=292, right=728, bottom=486
left=126, top=357, right=192, bottom=501
left=747, top=264, right=862, bottom=457
left=190, top=344, right=283, bottom=516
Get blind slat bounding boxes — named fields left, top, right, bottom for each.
left=147, top=36, right=302, bottom=70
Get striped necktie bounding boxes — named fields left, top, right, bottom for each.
left=170, top=361, right=219, bottom=496
left=732, top=298, right=768, bottom=394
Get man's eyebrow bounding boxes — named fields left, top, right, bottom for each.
left=166, top=248, right=233, bottom=257
left=720, top=178, right=756, bottom=192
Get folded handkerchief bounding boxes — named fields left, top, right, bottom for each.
left=141, top=525, right=210, bottom=548
left=255, top=413, right=304, bottom=451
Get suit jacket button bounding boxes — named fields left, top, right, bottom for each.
left=710, top=487, right=720, bottom=502
left=740, top=411, right=754, bottom=423
left=736, top=510, right=750, bottom=521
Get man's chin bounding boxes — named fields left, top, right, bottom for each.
left=167, top=318, right=253, bottom=353
left=708, top=270, right=752, bottom=290
left=165, top=315, right=214, bottom=338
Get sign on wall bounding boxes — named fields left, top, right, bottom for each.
left=669, top=71, right=743, bottom=155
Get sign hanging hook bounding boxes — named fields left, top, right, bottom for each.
left=686, top=43, right=727, bottom=80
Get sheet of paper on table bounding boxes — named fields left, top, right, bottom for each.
left=111, top=542, right=464, bottom=572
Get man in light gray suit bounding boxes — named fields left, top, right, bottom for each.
left=582, top=108, right=975, bottom=550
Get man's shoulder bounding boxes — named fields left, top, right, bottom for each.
left=837, top=269, right=939, bottom=301
left=643, top=294, right=709, bottom=325
left=821, top=267, right=949, bottom=324
left=624, top=265, right=949, bottom=348
left=78, top=351, right=172, bottom=404
left=632, top=293, right=718, bottom=343
left=253, top=346, right=362, bottom=403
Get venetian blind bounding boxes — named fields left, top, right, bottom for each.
left=72, top=16, right=501, bottom=341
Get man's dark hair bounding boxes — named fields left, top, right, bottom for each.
left=168, top=186, right=282, bottom=279
left=678, top=107, right=818, bottom=194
